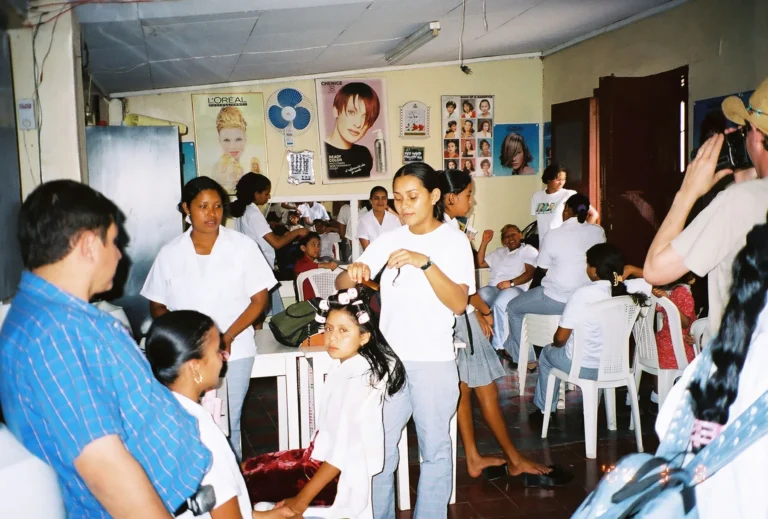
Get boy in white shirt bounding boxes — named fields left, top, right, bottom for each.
left=314, top=219, right=342, bottom=261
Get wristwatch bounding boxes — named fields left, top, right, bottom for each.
left=509, top=281, right=515, bottom=287
left=421, top=258, right=433, bottom=271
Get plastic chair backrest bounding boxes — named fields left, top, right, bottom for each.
left=656, top=296, right=690, bottom=370
left=632, top=295, right=659, bottom=370
left=689, top=317, right=710, bottom=355
left=571, top=296, right=641, bottom=383
left=296, top=268, right=341, bottom=301
left=522, top=313, right=561, bottom=347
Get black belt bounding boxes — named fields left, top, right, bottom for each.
left=174, top=485, right=215, bottom=517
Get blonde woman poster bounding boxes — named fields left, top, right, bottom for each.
left=192, top=94, right=268, bottom=193
left=316, top=78, right=390, bottom=183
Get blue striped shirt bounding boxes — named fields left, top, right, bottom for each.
left=0, top=272, right=212, bottom=517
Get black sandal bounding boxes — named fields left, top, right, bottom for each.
left=483, top=464, right=573, bottom=488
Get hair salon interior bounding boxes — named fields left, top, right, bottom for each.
left=1, top=0, right=767, bottom=518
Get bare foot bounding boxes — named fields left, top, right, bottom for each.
left=466, top=455, right=506, bottom=478
left=507, top=456, right=551, bottom=476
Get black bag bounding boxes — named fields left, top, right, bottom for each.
left=268, top=299, right=321, bottom=347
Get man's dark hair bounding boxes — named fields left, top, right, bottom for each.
left=18, top=180, right=121, bottom=270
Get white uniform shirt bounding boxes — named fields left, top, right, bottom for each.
left=311, top=354, right=386, bottom=519
left=358, top=224, right=475, bottom=362
left=655, top=302, right=768, bottom=519
left=174, top=393, right=252, bottom=519
left=356, top=210, right=402, bottom=244
left=538, top=218, right=606, bottom=303
left=559, top=280, right=612, bottom=367
left=485, top=245, right=538, bottom=289
left=235, top=203, right=275, bottom=268
left=319, top=232, right=341, bottom=258
left=298, top=203, right=330, bottom=223
left=141, top=226, right=277, bottom=361
left=530, top=188, right=576, bottom=245
left=337, top=204, right=353, bottom=240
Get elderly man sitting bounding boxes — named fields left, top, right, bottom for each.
left=477, top=225, right=538, bottom=352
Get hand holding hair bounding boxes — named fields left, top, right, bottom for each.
left=346, top=262, right=371, bottom=283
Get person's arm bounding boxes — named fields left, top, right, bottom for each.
left=552, top=326, right=572, bottom=347
left=644, top=134, right=732, bottom=285
left=211, top=498, right=246, bottom=519
left=149, top=301, right=168, bottom=319
left=586, top=206, right=600, bottom=224
left=263, top=228, right=308, bottom=250
left=477, top=230, right=493, bottom=268
left=623, top=265, right=643, bottom=279
left=359, top=238, right=371, bottom=250
left=318, top=261, right=338, bottom=270
left=498, top=263, right=536, bottom=290
left=275, top=462, right=341, bottom=515
left=222, top=290, right=268, bottom=352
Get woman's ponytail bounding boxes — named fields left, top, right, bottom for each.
left=231, top=172, right=271, bottom=219
left=565, top=193, right=590, bottom=224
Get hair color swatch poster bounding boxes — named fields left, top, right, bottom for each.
left=441, top=95, right=494, bottom=176
left=492, top=123, right=540, bottom=176
left=191, top=93, right=268, bottom=193
left=316, top=78, right=390, bottom=184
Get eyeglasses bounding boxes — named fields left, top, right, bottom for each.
left=747, top=105, right=765, bottom=117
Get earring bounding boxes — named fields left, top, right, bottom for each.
left=193, top=370, right=203, bottom=384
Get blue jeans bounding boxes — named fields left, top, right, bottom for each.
left=503, top=286, right=566, bottom=363
left=478, top=285, right=524, bottom=351
left=533, top=345, right=598, bottom=411
left=373, top=360, right=459, bottom=519
left=226, top=356, right=255, bottom=461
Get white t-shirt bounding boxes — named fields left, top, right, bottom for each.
left=234, top=203, right=275, bottom=268
left=655, top=303, right=768, bottom=519
left=357, top=224, right=476, bottom=362
left=485, top=244, right=538, bottom=289
left=559, top=280, right=612, bottom=367
left=356, top=210, right=402, bottom=243
left=311, top=354, right=385, bottom=519
left=141, top=226, right=277, bottom=361
left=174, top=393, right=252, bottom=519
left=538, top=218, right=606, bottom=303
left=530, top=188, right=576, bottom=245
left=337, top=204, right=352, bottom=240
left=319, top=232, right=341, bottom=258
left=298, top=202, right=330, bottom=223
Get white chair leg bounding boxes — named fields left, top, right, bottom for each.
left=582, top=385, right=599, bottom=459
left=604, top=388, right=617, bottom=431
left=557, top=381, right=566, bottom=410
left=630, top=366, right=643, bottom=431
left=297, top=357, right=312, bottom=448
left=450, top=414, right=457, bottom=505
left=627, top=377, right=644, bottom=453
left=657, top=371, right=675, bottom=408
left=541, top=374, right=557, bottom=438
left=396, top=427, right=410, bottom=511
left=518, top=338, right=528, bottom=397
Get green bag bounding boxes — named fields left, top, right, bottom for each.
left=268, top=298, right=321, bottom=347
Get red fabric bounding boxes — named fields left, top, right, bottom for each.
left=655, top=286, right=696, bottom=369
left=242, top=443, right=338, bottom=507
left=293, top=255, right=318, bottom=300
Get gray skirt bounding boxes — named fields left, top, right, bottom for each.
left=455, top=312, right=506, bottom=388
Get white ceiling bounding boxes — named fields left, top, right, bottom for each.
left=75, top=0, right=681, bottom=95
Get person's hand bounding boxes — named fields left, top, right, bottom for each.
left=496, top=280, right=512, bottom=290
left=222, top=332, right=234, bottom=353
left=347, top=262, right=371, bottom=283
left=295, top=227, right=309, bottom=237
left=325, top=261, right=339, bottom=271
left=481, top=229, right=493, bottom=243
left=683, top=333, right=696, bottom=346
left=387, top=249, right=429, bottom=270
left=477, top=314, right=493, bottom=339
left=679, top=134, right=733, bottom=201
left=253, top=506, right=299, bottom=518
left=652, top=288, right=668, bottom=299
left=274, top=496, right=306, bottom=514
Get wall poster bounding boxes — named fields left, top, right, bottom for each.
left=400, top=100, right=430, bottom=137
left=316, top=78, right=391, bottom=183
left=403, top=146, right=425, bottom=163
left=441, top=95, right=494, bottom=176
left=191, top=93, right=268, bottom=193
left=492, top=123, right=540, bottom=176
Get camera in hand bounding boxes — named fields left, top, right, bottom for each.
left=715, top=128, right=753, bottom=171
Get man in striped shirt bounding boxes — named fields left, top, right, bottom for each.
left=0, top=181, right=211, bottom=518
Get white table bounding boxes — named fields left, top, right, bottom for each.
left=252, top=329, right=303, bottom=450
left=297, top=346, right=339, bottom=447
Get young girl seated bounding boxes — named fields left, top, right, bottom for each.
left=652, top=273, right=697, bottom=369
left=531, top=243, right=648, bottom=419
left=244, top=288, right=406, bottom=519
left=294, top=232, right=339, bottom=300
left=144, top=310, right=295, bottom=519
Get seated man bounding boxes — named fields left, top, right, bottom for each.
left=0, top=180, right=212, bottom=518
left=476, top=225, right=538, bottom=351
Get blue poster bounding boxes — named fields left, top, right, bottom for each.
left=543, top=121, right=552, bottom=168
left=181, top=142, right=197, bottom=185
left=692, top=90, right=753, bottom=151
left=491, top=123, right=540, bottom=177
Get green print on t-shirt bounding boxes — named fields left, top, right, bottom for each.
left=536, top=203, right=556, bottom=214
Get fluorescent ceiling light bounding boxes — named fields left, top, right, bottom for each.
left=385, top=21, right=440, bottom=64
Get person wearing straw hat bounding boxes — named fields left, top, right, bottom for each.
left=644, top=78, right=768, bottom=334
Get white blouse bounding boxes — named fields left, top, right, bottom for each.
left=356, top=210, right=402, bottom=244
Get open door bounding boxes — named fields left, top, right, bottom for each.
left=598, top=66, right=688, bottom=267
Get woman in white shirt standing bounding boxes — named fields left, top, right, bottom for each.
left=141, top=176, right=277, bottom=461
left=336, top=163, right=475, bottom=519
left=231, top=173, right=309, bottom=319
left=356, top=186, right=402, bottom=251
left=504, top=193, right=605, bottom=370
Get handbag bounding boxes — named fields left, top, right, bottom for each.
left=268, top=298, right=321, bottom=347
left=571, top=348, right=768, bottom=518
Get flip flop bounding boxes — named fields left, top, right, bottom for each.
left=483, top=464, right=574, bottom=488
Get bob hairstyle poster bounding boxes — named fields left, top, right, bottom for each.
left=492, top=123, right=540, bottom=177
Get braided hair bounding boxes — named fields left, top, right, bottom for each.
left=688, top=220, right=768, bottom=425
left=314, top=287, right=406, bottom=397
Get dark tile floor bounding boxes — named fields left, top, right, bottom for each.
left=241, top=357, right=661, bottom=518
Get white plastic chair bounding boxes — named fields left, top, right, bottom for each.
left=518, top=314, right=561, bottom=397
left=296, top=268, right=341, bottom=301
left=540, top=297, right=643, bottom=459
left=689, top=318, right=711, bottom=356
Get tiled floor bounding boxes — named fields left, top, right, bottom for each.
left=241, top=356, right=661, bottom=518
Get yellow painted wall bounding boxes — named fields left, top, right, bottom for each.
left=124, top=58, right=544, bottom=246
left=543, top=0, right=768, bottom=142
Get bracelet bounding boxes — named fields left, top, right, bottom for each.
left=224, top=332, right=235, bottom=342
left=481, top=311, right=492, bottom=317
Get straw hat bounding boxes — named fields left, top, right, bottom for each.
left=722, top=77, right=768, bottom=135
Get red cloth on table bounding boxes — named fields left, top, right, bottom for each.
left=293, top=255, right=318, bottom=300
left=655, top=285, right=696, bottom=369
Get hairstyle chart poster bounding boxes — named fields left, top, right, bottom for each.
left=442, top=95, right=494, bottom=176
left=692, top=90, right=754, bottom=151
left=316, top=78, right=390, bottom=184
left=191, top=93, right=268, bottom=193
left=492, top=123, right=540, bottom=176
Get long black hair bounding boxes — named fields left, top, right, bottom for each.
left=316, top=287, right=406, bottom=397
left=144, top=310, right=219, bottom=386
left=439, top=168, right=472, bottom=198
left=586, top=243, right=648, bottom=306
left=393, top=162, right=444, bottom=221
left=178, top=176, right=230, bottom=219
left=565, top=193, right=591, bottom=224
left=231, top=172, right=271, bottom=218
left=688, top=221, right=768, bottom=425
